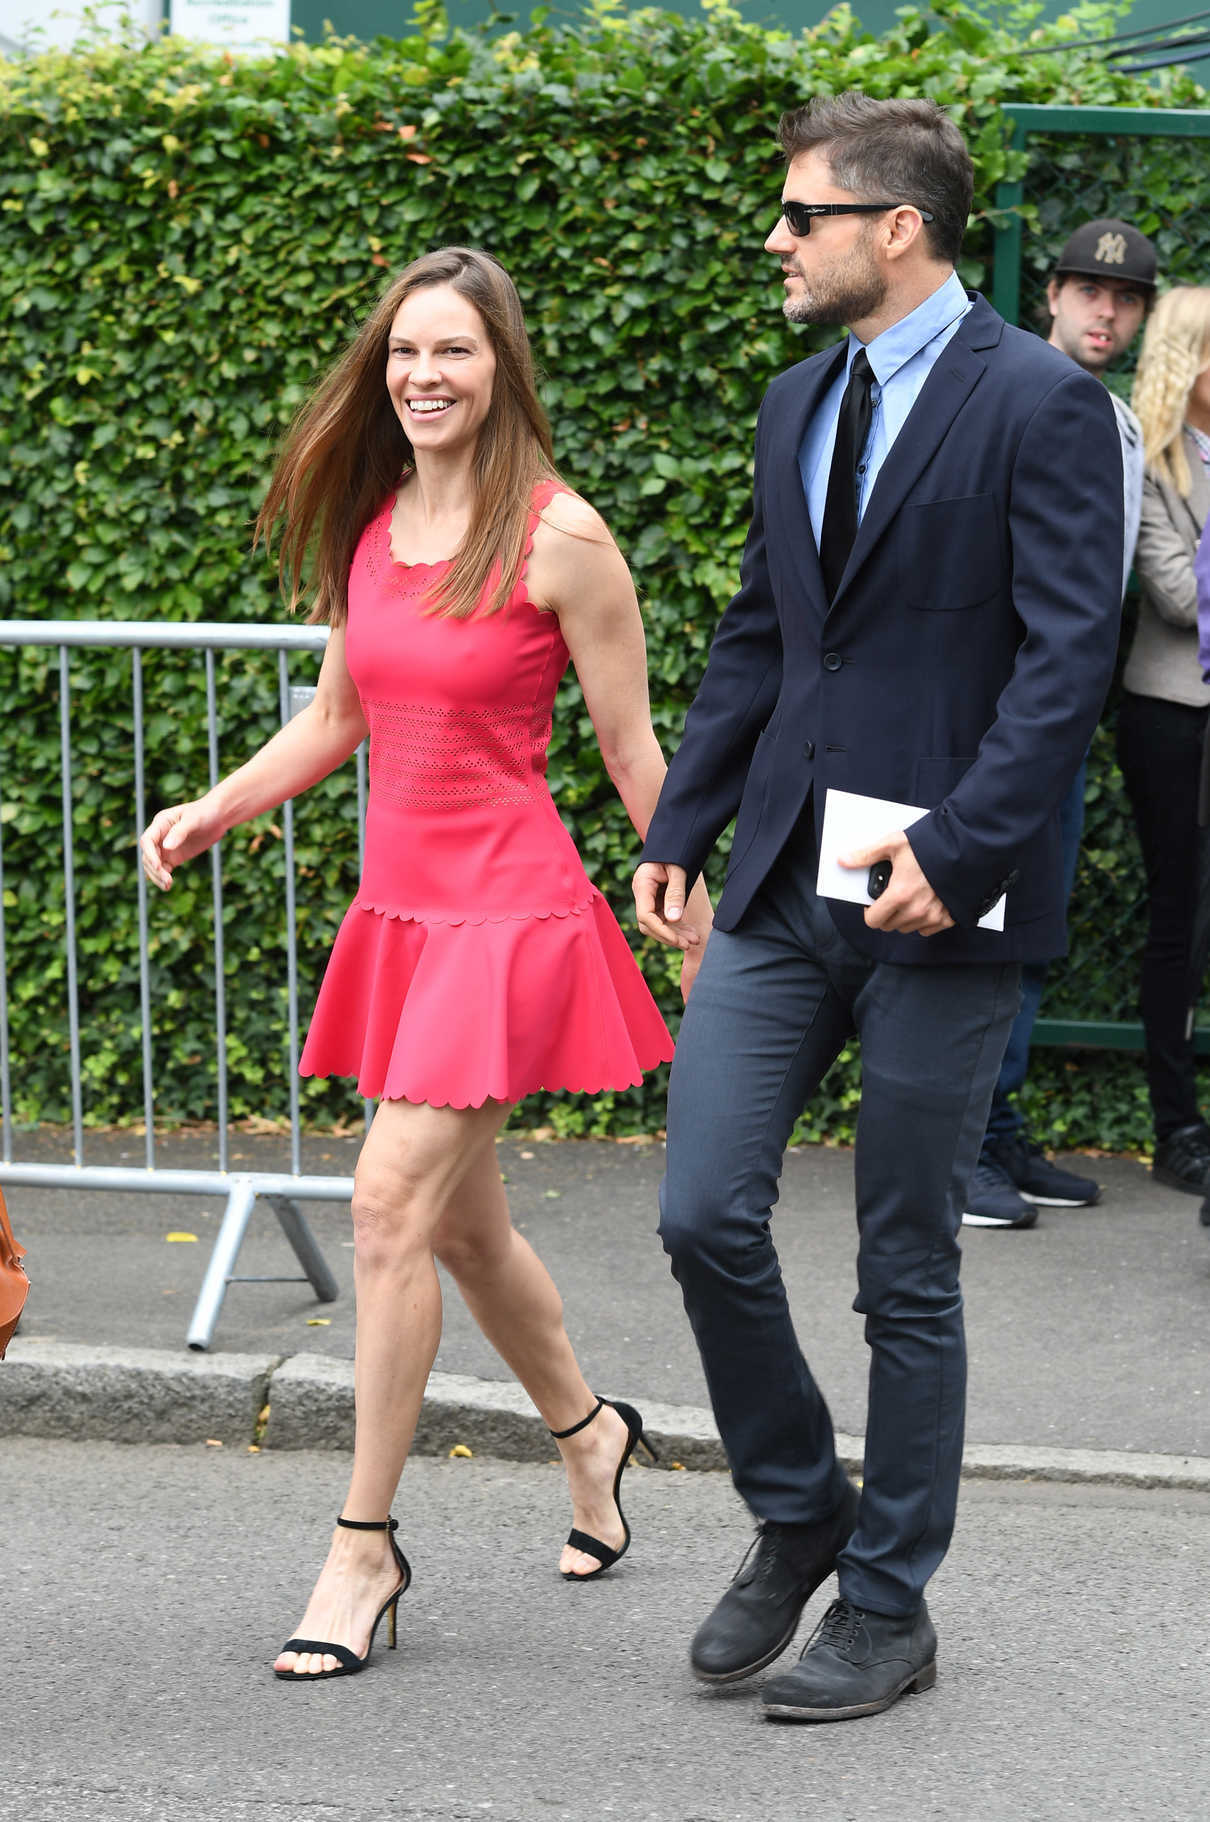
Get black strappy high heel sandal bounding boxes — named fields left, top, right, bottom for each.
left=550, top=1395, right=659, bottom=1582
left=274, top=1516, right=412, bottom=1681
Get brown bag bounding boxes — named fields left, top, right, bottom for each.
left=0, top=1184, right=29, bottom=1357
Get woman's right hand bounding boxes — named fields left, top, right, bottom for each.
left=139, top=797, right=227, bottom=891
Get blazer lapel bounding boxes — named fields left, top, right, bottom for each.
left=828, top=298, right=998, bottom=609
left=769, top=343, right=848, bottom=614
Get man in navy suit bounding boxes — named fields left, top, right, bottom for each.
left=634, top=93, right=1124, bottom=1722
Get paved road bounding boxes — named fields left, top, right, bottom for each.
left=6, top=1130, right=1210, bottom=1456
left=6, top=1436, right=1209, bottom=1822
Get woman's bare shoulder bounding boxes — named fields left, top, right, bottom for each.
left=535, top=486, right=613, bottom=547
left=527, top=486, right=631, bottom=615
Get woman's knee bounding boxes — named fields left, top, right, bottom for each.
left=349, top=1167, right=433, bottom=1271
left=433, top=1222, right=511, bottom=1284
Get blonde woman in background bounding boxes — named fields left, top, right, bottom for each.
left=1117, top=286, right=1210, bottom=1195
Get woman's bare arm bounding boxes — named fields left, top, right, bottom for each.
left=140, top=624, right=367, bottom=890
left=530, top=493, right=713, bottom=993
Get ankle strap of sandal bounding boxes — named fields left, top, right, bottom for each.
left=337, top=1516, right=399, bottom=1532
left=549, top=1396, right=604, bottom=1441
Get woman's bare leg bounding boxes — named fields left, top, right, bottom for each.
left=275, top=1095, right=510, bottom=1677
left=433, top=1144, right=633, bottom=1578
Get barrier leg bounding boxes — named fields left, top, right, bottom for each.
left=266, top=1195, right=339, bottom=1304
left=186, top=1178, right=258, bottom=1352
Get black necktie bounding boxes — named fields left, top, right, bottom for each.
left=819, top=349, right=874, bottom=604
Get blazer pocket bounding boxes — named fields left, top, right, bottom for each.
left=901, top=495, right=1001, bottom=611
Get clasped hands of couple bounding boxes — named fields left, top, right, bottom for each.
left=634, top=826, right=954, bottom=968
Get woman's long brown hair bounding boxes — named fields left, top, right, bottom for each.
left=256, top=247, right=560, bottom=622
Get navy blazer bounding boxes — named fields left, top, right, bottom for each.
left=641, top=294, right=1125, bottom=966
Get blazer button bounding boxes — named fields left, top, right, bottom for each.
left=804, top=740, right=815, bottom=759
left=823, top=652, right=843, bottom=673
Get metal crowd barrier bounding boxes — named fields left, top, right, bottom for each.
left=0, top=619, right=371, bottom=1349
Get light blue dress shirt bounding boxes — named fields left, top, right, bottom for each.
left=1110, top=393, right=1144, bottom=602
left=799, top=269, right=974, bottom=542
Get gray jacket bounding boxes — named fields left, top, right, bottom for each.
left=1122, top=427, right=1210, bottom=708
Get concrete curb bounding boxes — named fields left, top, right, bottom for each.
left=4, top=1341, right=1210, bottom=1491
left=0, top=1340, right=277, bottom=1447
left=959, top=1441, right=1210, bottom=1491
left=268, top=1363, right=743, bottom=1466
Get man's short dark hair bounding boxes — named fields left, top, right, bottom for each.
left=777, top=92, right=973, bottom=267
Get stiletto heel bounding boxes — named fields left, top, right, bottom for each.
left=635, top=1426, right=660, bottom=1466
left=550, top=1395, right=656, bottom=1582
left=274, top=1516, right=412, bottom=1681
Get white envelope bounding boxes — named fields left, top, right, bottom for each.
left=816, top=788, right=1006, bottom=933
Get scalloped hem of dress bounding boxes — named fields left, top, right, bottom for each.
left=300, top=878, right=674, bottom=1106
left=350, top=885, right=599, bottom=926
left=298, top=1051, right=673, bottom=1110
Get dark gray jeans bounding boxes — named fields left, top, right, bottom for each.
left=659, top=832, right=1020, bottom=1617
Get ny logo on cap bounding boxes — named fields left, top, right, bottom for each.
left=1095, top=232, right=1128, bottom=266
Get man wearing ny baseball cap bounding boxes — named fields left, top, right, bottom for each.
left=964, top=216, right=1158, bottom=1230
left=1048, top=219, right=1156, bottom=598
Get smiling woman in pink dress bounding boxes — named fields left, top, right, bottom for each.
left=139, top=248, right=710, bottom=1680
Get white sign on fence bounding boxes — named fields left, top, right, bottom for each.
left=168, top=0, right=290, bottom=52
left=0, top=0, right=160, bottom=53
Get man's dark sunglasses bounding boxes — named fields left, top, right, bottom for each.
left=780, top=200, right=935, bottom=237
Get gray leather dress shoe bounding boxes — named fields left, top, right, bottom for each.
left=762, top=1595, right=937, bottom=1721
left=690, top=1480, right=859, bottom=1684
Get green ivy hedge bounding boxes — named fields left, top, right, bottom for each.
left=0, top=0, right=1204, bottom=1147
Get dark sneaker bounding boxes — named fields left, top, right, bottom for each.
left=690, top=1481, right=859, bottom=1684
left=762, top=1596, right=938, bottom=1723
left=1152, top=1123, right=1210, bottom=1196
left=1201, top=1198, right=1210, bottom=1228
left=986, top=1135, right=1100, bottom=1207
left=961, top=1156, right=1038, bottom=1229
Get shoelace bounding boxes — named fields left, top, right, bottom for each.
left=808, top=1596, right=863, bottom=1655
left=732, top=1522, right=788, bottom=1589
left=731, top=1526, right=767, bottom=1586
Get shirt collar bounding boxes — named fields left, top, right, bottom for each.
left=1188, top=424, right=1210, bottom=468
left=848, top=269, right=970, bottom=388
left=1110, top=394, right=1140, bottom=445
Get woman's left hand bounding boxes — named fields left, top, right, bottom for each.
left=676, top=880, right=714, bottom=1002
left=679, top=927, right=711, bottom=1003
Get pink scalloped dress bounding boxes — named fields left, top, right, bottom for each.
left=298, top=479, right=675, bottom=1108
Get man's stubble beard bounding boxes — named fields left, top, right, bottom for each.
left=782, top=234, right=888, bottom=327
left=1050, top=319, right=1113, bottom=376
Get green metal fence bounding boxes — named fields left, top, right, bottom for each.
left=991, top=103, right=1210, bottom=1052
